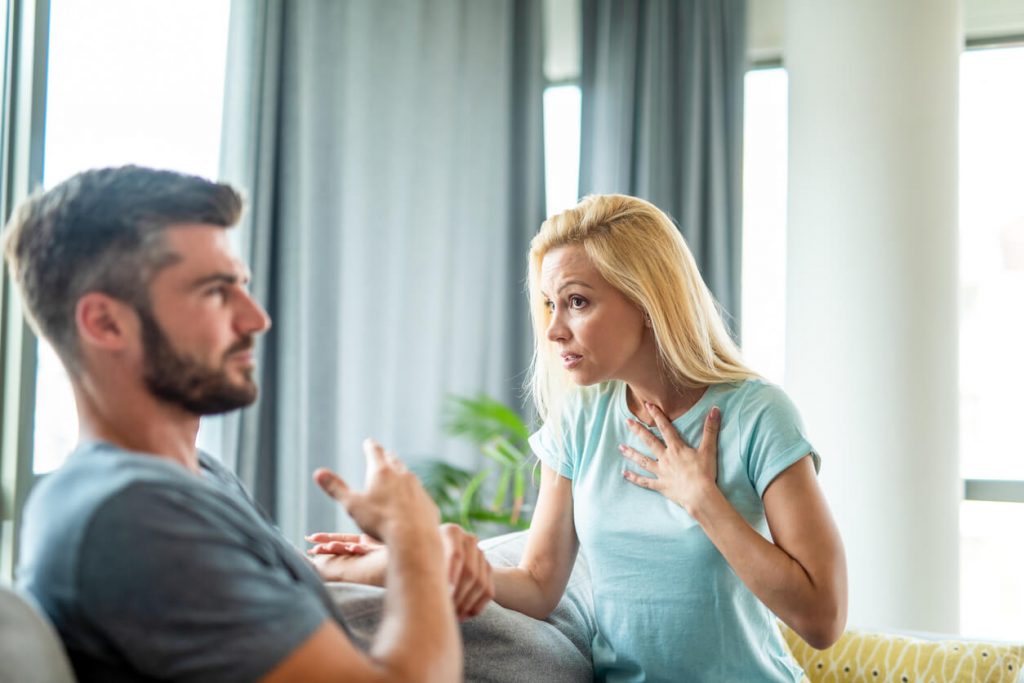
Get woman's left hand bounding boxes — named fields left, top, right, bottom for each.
left=620, top=403, right=721, bottom=515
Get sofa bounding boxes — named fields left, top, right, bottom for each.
left=2, top=530, right=1021, bottom=682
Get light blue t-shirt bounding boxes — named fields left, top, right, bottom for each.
left=529, top=379, right=817, bottom=683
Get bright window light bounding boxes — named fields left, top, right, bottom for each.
left=543, top=84, right=582, bottom=218
left=958, top=45, right=1024, bottom=640
left=33, top=0, right=231, bottom=474
left=740, top=68, right=788, bottom=384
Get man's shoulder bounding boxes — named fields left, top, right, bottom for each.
left=18, top=443, right=231, bottom=589
left=25, top=443, right=205, bottom=528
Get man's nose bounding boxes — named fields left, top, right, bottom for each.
left=237, top=290, right=272, bottom=334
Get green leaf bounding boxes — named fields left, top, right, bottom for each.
left=481, top=436, right=523, bottom=468
left=458, top=470, right=490, bottom=530
left=443, top=394, right=530, bottom=448
left=491, top=467, right=512, bottom=510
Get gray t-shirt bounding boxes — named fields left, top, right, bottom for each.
left=16, top=441, right=346, bottom=682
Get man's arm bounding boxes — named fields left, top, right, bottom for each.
left=262, top=440, right=460, bottom=683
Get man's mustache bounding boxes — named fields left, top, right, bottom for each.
left=225, top=337, right=255, bottom=357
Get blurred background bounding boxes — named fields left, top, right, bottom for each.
left=1, top=0, right=1021, bottom=641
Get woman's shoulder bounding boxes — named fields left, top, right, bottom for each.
left=711, top=378, right=803, bottom=424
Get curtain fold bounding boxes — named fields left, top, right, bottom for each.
left=578, top=0, right=747, bottom=334
left=218, top=0, right=545, bottom=542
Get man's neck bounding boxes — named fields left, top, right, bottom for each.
left=74, top=381, right=202, bottom=474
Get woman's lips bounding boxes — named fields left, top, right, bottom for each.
left=561, top=353, right=582, bottom=369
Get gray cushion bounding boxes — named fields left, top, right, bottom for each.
left=327, top=530, right=595, bottom=682
left=0, top=585, right=76, bottom=683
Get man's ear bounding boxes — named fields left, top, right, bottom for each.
left=74, top=293, right=138, bottom=352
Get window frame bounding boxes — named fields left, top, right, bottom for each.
left=0, top=0, right=48, bottom=584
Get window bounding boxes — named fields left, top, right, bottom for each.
left=740, top=68, right=788, bottom=384
left=32, top=0, right=231, bottom=474
left=957, top=44, right=1024, bottom=639
left=741, top=47, right=1024, bottom=640
left=543, top=84, right=582, bottom=218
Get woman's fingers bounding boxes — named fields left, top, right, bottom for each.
left=644, top=402, right=692, bottom=450
left=699, top=406, right=722, bottom=457
left=304, top=532, right=362, bottom=544
left=618, top=444, right=659, bottom=474
left=625, top=418, right=665, bottom=453
left=622, top=467, right=661, bottom=491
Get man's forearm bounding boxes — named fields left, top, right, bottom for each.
left=371, top=528, right=461, bottom=683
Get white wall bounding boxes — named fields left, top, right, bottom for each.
left=751, top=0, right=1024, bottom=61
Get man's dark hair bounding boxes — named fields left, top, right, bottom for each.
left=2, top=165, right=243, bottom=373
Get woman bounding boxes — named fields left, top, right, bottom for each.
left=491, top=194, right=847, bottom=681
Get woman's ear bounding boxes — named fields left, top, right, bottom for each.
left=74, top=293, right=138, bottom=352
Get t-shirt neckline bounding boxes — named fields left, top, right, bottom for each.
left=614, top=380, right=723, bottom=434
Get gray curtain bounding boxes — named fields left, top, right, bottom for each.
left=578, top=0, right=747, bottom=333
left=217, top=0, right=545, bottom=543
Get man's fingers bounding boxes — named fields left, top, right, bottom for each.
left=314, top=468, right=351, bottom=503
left=362, top=438, right=388, bottom=471
left=700, top=406, right=722, bottom=456
left=446, top=543, right=465, bottom=587
left=383, top=449, right=407, bottom=473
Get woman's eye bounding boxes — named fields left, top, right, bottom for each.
left=569, top=295, right=587, bottom=309
left=544, top=299, right=555, bottom=312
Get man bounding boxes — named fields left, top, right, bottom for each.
left=5, top=165, right=490, bottom=682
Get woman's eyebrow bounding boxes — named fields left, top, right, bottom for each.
left=557, top=280, right=594, bottom=294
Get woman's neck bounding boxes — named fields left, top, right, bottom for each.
left=624, top=378, right=708, bottom=425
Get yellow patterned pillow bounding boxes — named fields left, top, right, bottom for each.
left=779, top=623, right=1024, bottom=683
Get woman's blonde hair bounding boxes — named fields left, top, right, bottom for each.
left=527, top=194, right=757, bottom=421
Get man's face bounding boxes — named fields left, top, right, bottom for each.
left=140, top=225, right=270, bottom=415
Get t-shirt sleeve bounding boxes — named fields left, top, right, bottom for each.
left=742, top=384, right=820, bottom=497
left=77, top=483, right=330, bottom=683
left=529, top=419, right=574, bottom=479
left=528, top=393, right=584, bottom=480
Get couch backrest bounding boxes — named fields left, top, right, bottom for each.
left=0, top=584, right=76, bottom=683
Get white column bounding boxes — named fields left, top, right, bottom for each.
left=784, top=1, right=962, bottom=632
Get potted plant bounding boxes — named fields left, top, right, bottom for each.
left=412, top=395, right=537, bottom=535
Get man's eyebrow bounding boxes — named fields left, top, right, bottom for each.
left=188, top=272, right=249, bottom=290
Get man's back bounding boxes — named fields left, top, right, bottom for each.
left=18, top=442, right=345, bottom=682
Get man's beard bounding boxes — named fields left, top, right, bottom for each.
left=138, top=308, right=259, bottom=415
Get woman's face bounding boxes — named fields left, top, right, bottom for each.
left=540, top=244, right=650, bottom=386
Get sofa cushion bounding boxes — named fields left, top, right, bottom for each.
left=0, top=585, right=76, bottom=683
left=780, top=623, right=1024, bottom=683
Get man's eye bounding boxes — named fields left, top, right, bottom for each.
left=569, top=295, right=587, bottom=309
left=207, top=286, right=228, bottom=299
